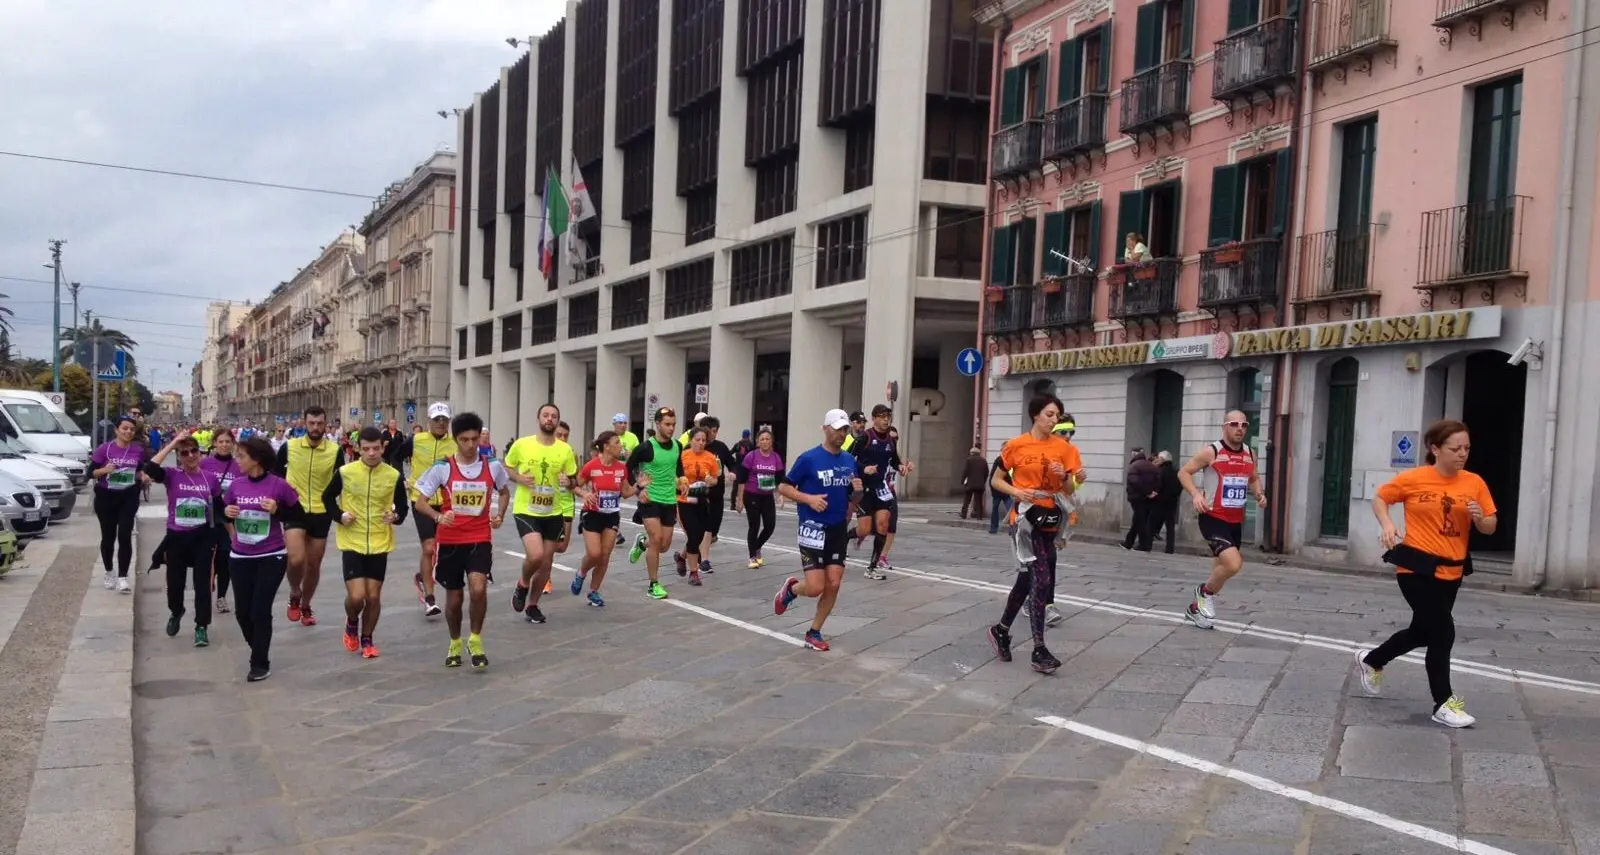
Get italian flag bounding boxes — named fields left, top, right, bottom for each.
left=537, top=165, right=569, bottom=281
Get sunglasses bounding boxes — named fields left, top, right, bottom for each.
left=178, top=448, right=201, bottom=456
left=1225, top=421, right=1249, bottom=429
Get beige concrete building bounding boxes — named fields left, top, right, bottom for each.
left=154, top=391, right=184, bottom=423
left=194, top=301, right=251, bottom=423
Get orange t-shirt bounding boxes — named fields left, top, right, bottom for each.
left=1376, top=466, right=1497, bottom=581
left=1000, top=433, right=1072, bottom=515
left=678, top=449, right=721, bottom=504
left=1053, top=436, right=1084, bottom=481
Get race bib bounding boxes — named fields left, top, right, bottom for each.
left=798, top=521, right=826, bottom=550
left=597, top=490, right=620, bottom=513
left=451, top=480, right=488, bottom=516
left=1221, top=474, right=1249, bottom=509
left=107, top=467, right=136, bottom=490
left=530, top=485, right=555, bottom=512
left=235, top=509, right=271, bottom=544
left=219, top=475, right=234, bottom=494
left=174, top=497, right=209, bottom=528
left=876, top=484, right=894, bottom=502
left=757, top=473, right=776, bottom=491
left=688, top=480, right=708, bottom=496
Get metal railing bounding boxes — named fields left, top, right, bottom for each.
left=983, top=286, right=1035, bottom=335
left=1435, top=0, right=1518, bottom=25
left=990, top=120, right=1043, bottom=179
left=1042, top=94, right=1109, bottom=160
left=1214, top=16, right=1297, bottom=100
left=1309, top=0, right=1394, bottom=68
left=1417, top=195, right=1528, bottom=286
left=1107, top=258, right=1181, bottom=318
left=1297, top=226, right=1376, bottom=298
left=1036, top=273, right=1097, bottom=327
left=1120, top=61, right=1191, bottom=134
left=1199, top=237, right=1281, bottom=306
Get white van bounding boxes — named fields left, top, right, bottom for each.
left=0, top=392, right=92, bottom=465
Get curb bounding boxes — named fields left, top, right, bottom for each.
left=14, top=521, right=138, bottom=855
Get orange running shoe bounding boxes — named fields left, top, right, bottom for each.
left=361, top=640, right=380, bottom=659
left=543, top=579, right=553, bottom=594
left=342, top=624, right=359, bottom=652
left=300, top=607, right=317, bottom=626
left=286, top=596, right=302, bottom=622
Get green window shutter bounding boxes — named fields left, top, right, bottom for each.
left=1272, top=146, right=1295, bottom=237
left=1032, top=55, right=1049, bottom=117
left=1227, top=0, right=1258, bottom=32
left=1000, top=66, right=1023, bottom=126
left=1058, top=39, right=1082, bottom=104
left=1097, top=24, right=1114, bottom=92
left=1285, top=0, right=1301, bottom=18
left=1134, top=2, right=1162, bottom=72
left=1041, top=211, right=1068, bottom=275
left=1116, top=190, right=1147, bottom=258
left=1015, top=217, right=1038, bottom=284
left=990, top=225, right=1014, bottom=286
left=1180, top=0, right=1198, bottom=59
left=1207, top=164, right=1244, bottom=246
left=1086, top=200, right=1104, bottom=269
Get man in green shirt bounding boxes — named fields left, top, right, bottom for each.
left=624, top=407, right=685, bottom=600
left=612, top=413, right=639, bottom=460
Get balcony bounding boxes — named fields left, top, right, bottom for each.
left=1036, top=273, right=1097, bottom=328
left=1119, top=61, right=1191, bottom=137
left=1296, top=226, right=1379, bottom=305
left=982, top=286, right=1035, bottom=336
left=1107, top=259, right=1181, bottom=319
left=989, top=121, right=1043, bottom=181
left=1417, top=196, right=1529, bottom=292
left=1041, top=95, right=1109, bottom=162
left=357, top=317, right=372, bottom=334
left=1213, top=17, right=1298, bottom=103
left=1198, top=237, right=1281, bottom=307
left=1309, top=0, right=1397, bottom=73
left=380, top=303, right=400, bottom=325
left=1435, top=0, right=1546, bottom=31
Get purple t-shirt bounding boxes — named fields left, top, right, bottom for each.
left=92, top=441, right=147, bottom=491
left=223, top=473, right=300, bottom=557
left=159, top=467, right=222, bottom=533
left=200, top=453, right=241, bottom=496
left=742, top=449, right=784, bottom=495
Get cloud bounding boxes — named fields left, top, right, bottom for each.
left=0, top=0, right=564, bottom=389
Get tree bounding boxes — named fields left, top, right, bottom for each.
left=0, top=293, right=14, bottom=335
left=0, top=329, right=44, bottom=385
left=59, top=319, right=139, bottom=379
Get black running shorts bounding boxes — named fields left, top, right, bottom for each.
left=580, top=511, right=620, bottom=534
left=433, top=542, right=493, bottom=590
left=797, top=521, right=851, bottom=571
left=285, top=509, right=334, bottom=540
left=341, top=552, right=389, bottom=582
left=514, top=513, right=565, bottom=543
left=1197, top=513, right=1244, bottom=557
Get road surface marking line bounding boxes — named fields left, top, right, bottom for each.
left=1036, top=715, right=1520, bottom=855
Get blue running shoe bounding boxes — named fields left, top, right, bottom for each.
left=588, top=591, right=605, bottom=608
left=570, top=572, right=584, bottom=596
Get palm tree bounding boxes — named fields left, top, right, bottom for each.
left=0, top=293, right=14, bottom=335
left=59, top=319, right=139, bottom=378
left=0, top=328, right=35, bottom=384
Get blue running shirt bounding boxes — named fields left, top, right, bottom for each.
left=785, top=445, right=858, bottom=529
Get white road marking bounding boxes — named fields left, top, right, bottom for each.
left=1036, top=715, right=1520, bottom=855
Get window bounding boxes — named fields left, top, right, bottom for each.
left=630, top=215, right=653, bottom=265
left=685, top=185, right=717, bottom=245
left=988, top=218, right=1037, bottom=287
left=1205, top=149, right=1293, bottom=245
left=924, top=100, right=988, bottom=183
left=500, top=312, right=523, bottom=352
left=999, top=55, right=1050, bottom=126
left=1133, top=0, right=1194, bottom=72
left=1041, top=202, right=1103, bottom=274
left=1336, top=117, right=1377, bottom=234
left=529, top=305, right=558, bottom=345
left=568, top=291, right=600, bottom=338
left=1059, top=24, right=1112, bottom=103
left=612, top=276, right=651, bottom=329
left=456, top=327, right=467, bottom=359
left=1116, top=182, right=1184, bottom=259
left=755, top=154, right=798, bottom=222
left=843, top=118, right=874, bottom=192
left=665, top=258, right=714, bottom=317
left=473, top=321, right=494, bottom=357
left=934, top=207, right=984, bottom=279
left=818, top=0, right=879, bottom=126
left=730, top=233, right=795, bottom=304
left=817, top=213, right=867, bottom=287
left=1469, top=75, right=1521, bottom=205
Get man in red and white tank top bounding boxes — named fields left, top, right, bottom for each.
left=1176, top=409, right=1267, bottom=630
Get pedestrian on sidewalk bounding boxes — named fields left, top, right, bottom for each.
left=222, top=437, right=302, bottom=683
left=1153, top=450, right=1182, bottom=554
left=91, top=416, right=148, bottom=593
left=960, top=446, right=988, bottom=519
left=144, top=429, right=225, bottom=647
left=1121, top=449, right=1160, bottom=552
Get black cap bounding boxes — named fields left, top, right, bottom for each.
left=849, top=410, right=866, bottom=422
left=871, top=404, right=893, bottom=417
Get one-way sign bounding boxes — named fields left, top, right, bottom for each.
left=956, top=347, right=984, bottom=377
left=96, top=350, right=128, bottom=382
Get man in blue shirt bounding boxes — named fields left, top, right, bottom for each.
left=772, top=408, right=863, bottom=651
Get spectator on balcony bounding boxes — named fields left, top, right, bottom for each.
left=1124, top=232, right=1153, bottom=264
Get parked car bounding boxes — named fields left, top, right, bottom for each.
left=0, top=444, right=74, bottom=523
left=0, top=438, right=88, bottom=489
left=0, top=393, right=92, bottom=463
left=0, top=471, right=49, bottom=538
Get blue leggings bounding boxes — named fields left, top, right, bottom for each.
left=1000, top=526, right=1057, bottom=643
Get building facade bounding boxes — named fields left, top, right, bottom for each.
left=154, top=391, right=184, bottom=423
left=194, top=301, right=250, bottom=423
left=449, top=0, right=996, bottom=496
left=979, top=0, right=1600, bottom=590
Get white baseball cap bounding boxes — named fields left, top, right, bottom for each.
left=824, top=408, right=851, bottom=430
left=427, top=402, right=451, bottom=420
left=612, top=412, right=628, bottom=424
left=693, top=412, right=707, bottom=423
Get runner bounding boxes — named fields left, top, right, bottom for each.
left=274, top=406, right=346, bottom=627
left=612, top=413, right=639, bottom=460
left=1176, top=410, right=1267, bottom=630
left=325, top=427, right=410, bottom=659
left=672, top=415, right=735, bottom=575
left=222, top=437, right=302, bottom=682
left=505, top=405, right=579, bottom=623
left=1354, top=420, right=1494, bottom=728
left=735, top=428, right=783, bottom=568
left=851, top=404, right=914, bottom=581
left=772, top=409, right=863, bottom=651
left=569, top=431, right=636, bottom=606
left=411, top=412, right=507, bottom=668
left=841, top=411, right=867, bottom=451
left=624, top=407, right=684, bottom=600
left=144, top=429, right=224, bottom=647
left=547, top=420, right=577, bottom=593
left=90, top=415, right=147, bottom=592
left=675, top=428, right=720, bottom=587
left=1042, top=415, right=1086, bottom=627
left=384, top=402, right=452, bottom=618
left=677, top=412, right=707, bottom=447
left=984, top=393, right=1074, bottom=674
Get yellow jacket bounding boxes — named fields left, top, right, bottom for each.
left=276, top=436, right=345, bottom=514
left=325, top=460, right=408, bottom=554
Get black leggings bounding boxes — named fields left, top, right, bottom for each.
left=212, top=528, right=231, bottom=599
left=93, top=487, right=139, bottom=576
left=1365, top=573, right=1461, bottom=709
left=680, top=501, right=710, bottom=558
left=229, top=554, right=288, bottom=670
left=1001, top=525, right=1058, bottom=644
left=745, top=492, right=776, bottom=558
left=164, top=529, right=214, bottom=628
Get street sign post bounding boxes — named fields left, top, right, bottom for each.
left=694, top=384, right=709, bottom=405
left=95, top=350, right=127, bottom=382
left=956, top=347, right=984, bottom=377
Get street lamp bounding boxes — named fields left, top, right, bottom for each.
left=506, top=36, right=535, bottom=49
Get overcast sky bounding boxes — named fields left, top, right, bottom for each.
left=0, top=0, right=563, bottom=393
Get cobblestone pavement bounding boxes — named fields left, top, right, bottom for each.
left=130, top=501, right=1600, bottom=855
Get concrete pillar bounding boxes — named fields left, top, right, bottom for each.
left=645, top=336, right=686, bottom=424
left=716, top=0, right=754, bottom=231
left=465, top=368, right=491, bottom=419
left=489, top=362, right=519, bottom=439
left=594, top=344, right=632, bottom=430
left=552, top=351, right=585, bottom=432
left=519, top=359, right=549, bottom=438
left=650, top=2, right=685, bottom=257
left=597, top=0, right=626, bottom=275
left=709, top=324, right=755, bottom=430
left=795, top=0, right=844, bottom=211
left=788, top=311, right=843, bottom=434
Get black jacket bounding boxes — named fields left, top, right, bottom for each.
left=1125, top=458, right=1160, bottom=501
left=1157, top=460, right=1182, bottom=505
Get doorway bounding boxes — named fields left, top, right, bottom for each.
left=1149, top=369, right=1183, bottom=457
left=1461, top=351, right=1524, bottom=554
left=684, top=360, right=710, bottom=421
left=754, top=352, right=791, bottom=456
left=1320, top=357, right=1358, bottom=538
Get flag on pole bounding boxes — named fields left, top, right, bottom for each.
left=537, top=166, right=569, bottom=281
left=569, top=156, right=596, bottom=224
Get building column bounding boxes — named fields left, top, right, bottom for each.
left=519, top=359, right=549, bottom=438
left=788, top=311, right=843, bottom=437
left=594, top=344, right=632, bottom=430
left=489, top=362, right=518, bottom=440
left=464, top=368, right=491, bottom=424
left=709, top=324, right=755, bottom=431
left=552, top=352, right=585, bottom=432
left=645, top=336, right=686, bottom=425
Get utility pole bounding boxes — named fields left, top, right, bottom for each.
left=86, top=309, right=97, bottom=443
left=48, top=239, right=65, bottom=392
left=67, top=283, right=81, bottom=363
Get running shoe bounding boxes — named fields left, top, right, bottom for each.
left=511, top=584, right=529, bottom=614
left=987, top=624, right=1013, bottom=663
left=688, top=571, right=703, bottom=587
left=700, top=559, right=713, bottom=575
left=1353, top=649, right=1382, bottom=696
left=103, top=571, right=115, bottom=590
left=216, top=596, right=230, bottom=614
left=587, top=591, right=605, bottom=608
left=570, top=572, right=585, bottom=596
left=343, top=623, right=360, bottom=652
left=543, top=579, right=553, bottom=594
left=287, top=596, right=302, bottom=622
left=876, top=556, right=892, bottom=571
left=773, top=577, right=797, bottom=615
left=117, top=577, right=131, bottom=594
left=423, top=596, right=441, bottom=618
left=804, top=629, right=830, bottom=651
left=1184, top=604, right=1213, bottom=630
left=1044, top=603, right=1064, bottom=627
left=674, top=551, right=688, bottom=577
left=647, top=580, right=669, bottom=600
left=193, top=627, right=209, bottom=648
left=525, top=604, right=546, bottom=624
left=1432, top=695, right=1475, bottom=728
left=747, top=555, right=762, bottom=569
left=166, top=613, right=181, bottom=637
left=863, top=565, right=887, bottom=581
left=361, top=639, right=380, bottom=659
left=446, top=638, right=464, bottom=668
left=1031, top=645, right=1062, bottom=674
left=247, top=666, right=271, bottom=682
left=468, top=635, right=487, bottom=669
left=629, top=533, right=647, bottom=564
left=300, top=606, right=317, bottom=627
left=1192, top=584, right=1217, bottom=620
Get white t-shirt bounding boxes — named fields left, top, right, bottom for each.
left=412, top=456, right=510, bottom=501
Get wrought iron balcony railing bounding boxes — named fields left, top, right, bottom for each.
left=1297, top=225, right=1377, bottom=298
left=1041, top=94, right=1109, bottom=161
left=1107, top=258, right=1181, bottom=319
left=1199, top=237, right=1281, bottom=306
left=1036, top=273, right=1097, bottom=327
left=1309, top=0, right=1396, bottom=69
left=1213, top=16, right=1298, bottom=101
left=1119, top=61, right=1191, bottom=135
left=983, top=285, right=1035, bottom=335
left=990, top=120, right=1043, bottom=180
left=1417, top=195, right=1528, bottom=287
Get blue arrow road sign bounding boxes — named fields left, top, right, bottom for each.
left=95, top=350, right=127, bottom=382
left=956, top=347, right=984, bottom=377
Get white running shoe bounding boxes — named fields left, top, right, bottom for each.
left=1193, top=584, right=1217, bottom=620
left=1431, top=695, right=1475, bottom=728
left=1353, top=649, right=1382, bottom=696
left=1044, top=603, right=1064, bottom=627
left=116, top=577, right=131, bottom=594
left=103, top=572, right=115, bottom=590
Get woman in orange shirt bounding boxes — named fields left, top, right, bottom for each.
left=1355, top=419, right=1496, bottom=729
left=677, top=428, right=721, bottom=587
